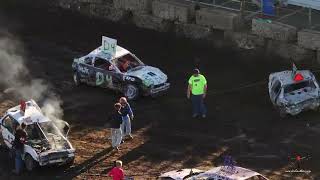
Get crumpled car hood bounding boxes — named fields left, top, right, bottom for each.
left=126, top=65, right=167, bottom=86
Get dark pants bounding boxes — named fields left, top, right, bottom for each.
left=191, top=94, right=207, bottom=116
left=15, top=149, right=23, bottom=174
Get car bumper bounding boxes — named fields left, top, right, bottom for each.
left=285, top=99, right=320, bottom=116
left=147, top=83, right=170, bottom=96
left=39, top=152, right=75, bottom=166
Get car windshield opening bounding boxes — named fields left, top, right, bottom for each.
left=26, top=123, right=46, bottom=140
left=284, top=80, right=316, bottom=94
left=94, top=57, right=112, bottom=70
left=115, top=54, right=142, bottom=73
left=39, top=121, right=61, bottom=137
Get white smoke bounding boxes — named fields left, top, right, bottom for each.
left=41, top=98, right=64, bottom=123
left=0, top=32, right=67, bottom=137
left=41, top=98, right=67, bottom=136
left=0, top=36, right=48, bottom=100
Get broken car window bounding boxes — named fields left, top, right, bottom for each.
left=115, top=54, right=142, bottom=73
left=25, top=124, right=45, bottom=140
left=39, top=121, right=61, bottom=137
left=284, top=80, right=316, bottom=94
left=94, top=57, right=112, bottom=70
left=2, top=116, right=15, bottom=133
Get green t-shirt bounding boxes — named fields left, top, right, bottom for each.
left=188, top=74, right=207, bottom=95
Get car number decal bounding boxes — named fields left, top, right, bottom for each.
left=96, top=72, right=112, bottom=86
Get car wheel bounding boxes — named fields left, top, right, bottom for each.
left=25, top=154, right=37, bottom=171
left=279, top=109, right=287, bottom=118
left=124, top=84, right=139, bottom=100
left=73, top=72, right=81, bottom=86
left=62, top=157, right=75, bottom=169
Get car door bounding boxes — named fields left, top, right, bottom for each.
left=1, top=116, right=17, bottom=148
left=77, top=56, right=94, bottom=84
left=93, top=57, right=121, bottom=89
left=270, top=80, right=282, bottom=105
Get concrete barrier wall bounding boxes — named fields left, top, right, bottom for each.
left=195, top=8, right=240, bottom=31
left=298, top=29, right=320, bottom=50
left=114, top=0, right=152, bottom=13
left=36, top=0, right=320, bottom=63
left=268, top=41, right=315, bottom=62
left=152, top=0, right=192, bottom=23
left=252, top=18, right=297, bottom=42
left=175, top=22, right=211, bottom=39
left=133, top=13, right=172, bottom=32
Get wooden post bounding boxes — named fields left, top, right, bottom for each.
left=309, top=7, right=312, bottom=27
left=240, top=0, right=245, bottom=17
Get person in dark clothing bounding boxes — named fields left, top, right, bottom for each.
left=12, top=122, right=27, bottom=175
left=109, top=103, right=123, bottom=151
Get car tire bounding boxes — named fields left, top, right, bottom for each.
left=73, top=72, right=81, bottom=86
left=279, top=109, right=287, bottom=118
left=25, top=154, right=37, bottom=171
left=62, top=157, right=75, bottom=169
left=124, top=84, right=139, bottom=100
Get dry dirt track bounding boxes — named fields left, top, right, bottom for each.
left=0, top=2, right=319, bottom=180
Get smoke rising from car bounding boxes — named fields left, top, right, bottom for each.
left=41, top=98, right=66, bottom=132
left=0, top=32, right=68, bottom=138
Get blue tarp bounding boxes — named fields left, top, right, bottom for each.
left=263, top=0, right=275, bottom=16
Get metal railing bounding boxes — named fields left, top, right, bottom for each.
left=183, top=0, right=320, bottom=29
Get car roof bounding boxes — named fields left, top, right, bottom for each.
left=269, top=70, right=313, bottom=86
left=193, top=166, right=264, bottom=180
left=159, top=168, right=204, bottom=179
left=5, top=100, right=50, bottom=125
left=88, top=45, right=130, bottom=61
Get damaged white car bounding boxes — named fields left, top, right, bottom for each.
left=158, top=166, right=268, bottom=180
left=0, top=100, right=75, bottom=171
left=268, top=65, right=320, bottom=117
left=72, top=36, right=170, bottom=100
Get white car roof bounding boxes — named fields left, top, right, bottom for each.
left=159, top=168, right=204, bottom=180
left=269, top=70, right=313, bottom=86
left=6, top=100, right=50, bottom=125
left=193, top=166, right=265, bottom=180
left=89, top=45, right=130, bottom=61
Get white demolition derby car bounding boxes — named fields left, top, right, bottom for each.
left=158, top=166, right=269, bottom=180
left=72, top=36, right=170, bottom=100
left=268, top=65, right=320, bottom=117
left=0, top=100, right=75, bottom=171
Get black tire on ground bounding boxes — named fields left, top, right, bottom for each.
left=124, top=84, right=139, bottom=100
left=24, top=154, right=38, bottom=171
left=73, top=72, right=81, bottom=86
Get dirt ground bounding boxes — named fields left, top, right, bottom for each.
left=0, top=2, right=319, bottom=180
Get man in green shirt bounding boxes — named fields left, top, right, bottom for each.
left=187, top=68, right=207, bottom=118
